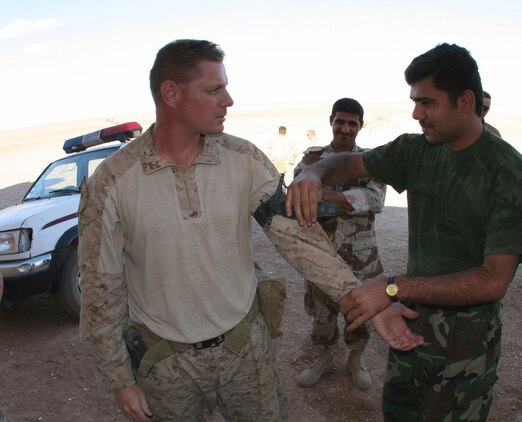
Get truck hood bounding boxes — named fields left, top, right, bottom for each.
left=0, top=195, right=80, bottom=231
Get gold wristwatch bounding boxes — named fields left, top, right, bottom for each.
left=386, top=276, right=399, bottom=302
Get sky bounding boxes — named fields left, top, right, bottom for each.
left=1, top=0, right=521, bottom=130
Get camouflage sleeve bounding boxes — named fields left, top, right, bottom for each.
left=249, top=144, right=360, bottom=301
left=342, top=178, right=387, bottom=215
left=78, top=176, right=135, bottom=390
left=263, top=215, right=360, bottom=301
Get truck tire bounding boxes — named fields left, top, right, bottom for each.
left=58, top=245, right=81, bottom=318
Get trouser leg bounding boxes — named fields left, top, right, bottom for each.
left=345, top=323, right=372, bottom=390
left=383, top=303, right=501, bottom=422
left=304, top=280, right=339, bottom=346
left=296, top=281, right=338, bottom=387
left=217, top=313, right=287, bottom=421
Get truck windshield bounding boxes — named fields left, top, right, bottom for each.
left=24, top=146, right=118, bottom=201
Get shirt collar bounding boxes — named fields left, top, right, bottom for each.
left=139, top=125, right=222, bottom=174
left=325, top=141, right=361, bottom=155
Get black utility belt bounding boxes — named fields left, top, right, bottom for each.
left=126, top=296, right=260, bottom=378
left=192, top=334, right=226, bottom=350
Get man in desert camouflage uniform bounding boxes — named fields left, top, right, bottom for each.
left=481, top=91, right=501, bottom=137
left=287, top=43, right=522, bottom=421
left=294, top=98, right=386, bottom=391
left=78, top=39, right=422, bottom=422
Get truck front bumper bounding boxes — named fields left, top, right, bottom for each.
left=0, top=253, right=52, bottom=278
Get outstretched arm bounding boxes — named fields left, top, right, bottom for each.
left=340, top=254, right=518, bottom=330
left=265, top=215, right=423, bottom=351
left=264, top=215, right=361, bottom=302
left=254, top=147, right=421, bottom=350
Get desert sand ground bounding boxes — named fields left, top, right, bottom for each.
left=0, top=105, right=520, bottom=421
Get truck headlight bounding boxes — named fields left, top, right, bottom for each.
left=0, top=229, right=32, bottom=255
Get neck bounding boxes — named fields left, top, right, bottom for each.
left=331, top=141, right=355, bottom=153
left=444, top=118, right=484, bottom=151
left=152, top=122, right=204, bottom=170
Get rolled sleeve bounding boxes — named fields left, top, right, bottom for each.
left=343, top=179, right=386, bottom=215
left=264, top=215, right=360, bottom=302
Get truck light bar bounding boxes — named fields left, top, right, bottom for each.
left=63, top=122, right=143, bottom=154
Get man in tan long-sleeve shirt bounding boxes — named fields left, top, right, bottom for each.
left=78, top=39, right=423, bottom=422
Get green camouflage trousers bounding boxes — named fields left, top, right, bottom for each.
left=136, top=313, right=287, bottom=421
left=383, top=301, right=502, bottom=422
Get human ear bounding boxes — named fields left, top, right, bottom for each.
left=160, top=80, right=179, bottom=108
left=458, top=89, right=476, bottom=113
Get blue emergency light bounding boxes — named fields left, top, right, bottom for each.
left=63, top=122, right=143, bottom=154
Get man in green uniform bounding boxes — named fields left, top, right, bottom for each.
left=286, top=43, right=522, bottom=421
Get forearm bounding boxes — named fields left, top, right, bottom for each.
left=80, top=295, right=135, bottom=388
left=315, top=152, right=366, bottom=185
left=79, top=271, right=134, bottom=389
left=396, top=254, right=517, bottom=305
left=264, top=214, right=360, bottom=301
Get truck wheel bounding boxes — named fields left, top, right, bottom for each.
left=58, top=245, right=81, bottom=318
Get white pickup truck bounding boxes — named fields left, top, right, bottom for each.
left=0, top=122, right=142, bottom=317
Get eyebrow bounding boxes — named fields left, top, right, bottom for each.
left=411, top=96, right=434, bottom=103
left=334, top=117, right=359, bottom=125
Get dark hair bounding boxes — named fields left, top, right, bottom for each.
left=149, top=39, right=225, bottom=104
left=330, top=98, right=364, bottom=126
left=483, top=91, right=491, bottom=100
left=404, top=43, right=483, bottom=116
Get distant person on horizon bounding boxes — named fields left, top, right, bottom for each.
left=286, top=43, right=522, bottom=420
left=294, top=98, right=386, bottom=391
left=266, top=125, right=300, bottom=186
left=482, top=91, right=501, bottom=137
left=306, top=129, right=319, bottom=147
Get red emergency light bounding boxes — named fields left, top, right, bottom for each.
left=63, top=122, right=143, bottom=154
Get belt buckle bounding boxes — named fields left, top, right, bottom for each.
left=193, top=334, right=225, bottom=350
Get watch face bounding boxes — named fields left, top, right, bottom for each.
left=386, top=283, right=398, bottom=296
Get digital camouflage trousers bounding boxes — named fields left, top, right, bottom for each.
left=136, top=313, right=287, bottom=421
